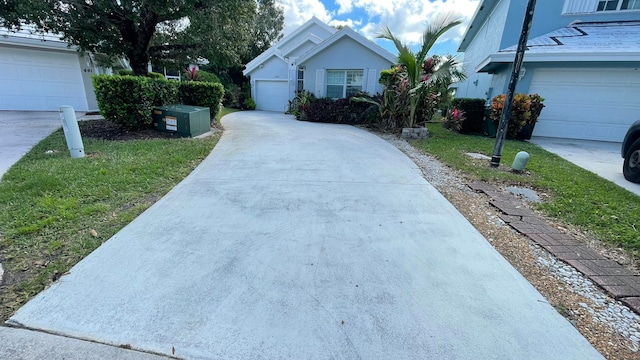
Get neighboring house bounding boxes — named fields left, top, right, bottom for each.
left=0, top=27, right=109, bottom=111
left=455, top=0, right=640, bottom=142
left=243, top=17, right=396, bottom=112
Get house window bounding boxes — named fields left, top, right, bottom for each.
left=563, top=0, right=640, bottom=13
left=297, top=67, right=305, bottom=92
left=622, top=0, right=640, bottom=9
left=597, top=0, right=620, bottom=10
left=597, top=0, right=640, bottom=10
left=326, top=70, right=363, bottom=98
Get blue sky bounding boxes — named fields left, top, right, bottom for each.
left=278, top=0, right=481, bottom=56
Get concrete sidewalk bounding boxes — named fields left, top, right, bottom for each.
left=5, top=112, right=603, bottom=359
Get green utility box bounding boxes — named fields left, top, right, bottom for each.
left=152, top=105, right=211, bottom=137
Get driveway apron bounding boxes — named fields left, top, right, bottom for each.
left=0, top=111, right=62, bottom=180
left=8, top=111, right=603, bottom=359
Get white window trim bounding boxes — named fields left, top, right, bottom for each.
left=563, top=0, right=640, bottom=13
left=326, top=69, right=364, bottom=98
left=297, top=66, right=305, bottom=93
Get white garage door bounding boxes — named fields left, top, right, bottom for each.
left=0, top=46, right=88, bottom=111
left=530, top=68, right=640, bottom=142
left=255, top=80, right=289, bottom=112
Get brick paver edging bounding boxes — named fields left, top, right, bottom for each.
left=468, top=181, right=640, bottom=315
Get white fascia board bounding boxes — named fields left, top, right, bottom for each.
left=275, top=17, right=336, bottom=50
left=243, top=49, right=285, bottom=75
left=476, top=51, right=640, bottom=72
left=0, top=34, right=76, bottom=52
left=280, top=34, right=324, bottom=58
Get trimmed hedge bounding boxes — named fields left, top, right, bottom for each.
left=301, top=95, right=381, bottom=125
left=179, top=81, right=224, bottom=118
left=451, top=98, right=486, bottom=134
left=93, top=75, right=223, bottom=129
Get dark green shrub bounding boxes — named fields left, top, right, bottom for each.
left=93, top=75, right=154, bottom=129
left=117, top=69, right=164, bottom=79
left=223, top=83, right=242, bottom=108
left=244, top=97, right=256, bottom=110
left=179, top=81, right=225, bottom=118
left=147, top=71, right=164, bottom=79
left=196, top=70, right=220, bottom=83
left=93, top=75, right=179, bottom=129
left=150, top=79, right=179, bottom=106
left=301, top=94, right=381, bottom=125
left=451, top=98, right=485, bottom=134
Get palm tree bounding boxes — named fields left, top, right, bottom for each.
left=377, top=15, right=466, bottom=128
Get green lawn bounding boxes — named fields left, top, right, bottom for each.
left=414, top=124, right=640, bottom=253
left=0, top=125, right=220, bottom=321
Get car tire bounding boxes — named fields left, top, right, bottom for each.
left=623, top=138, right=640, bottom=183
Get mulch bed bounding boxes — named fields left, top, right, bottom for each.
left=79, top=119, right=186, bottom=141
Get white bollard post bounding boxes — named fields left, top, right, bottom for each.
left=59, top=106, right=85, bottom=158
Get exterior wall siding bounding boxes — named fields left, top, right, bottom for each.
left=248, top=56, right=288, bottom=80
left=299, top=37, right=394, bottom=98
left=455, top=0, right=510, bottom=99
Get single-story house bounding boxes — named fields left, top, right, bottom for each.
left=243, top=17, right=396, bottom=112
left=455, top=0, right=640, bottom=142
left=0, top=27, right=107, bottom=111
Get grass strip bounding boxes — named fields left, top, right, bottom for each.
left=413, top=124, right=640, bottom=253
left=0, top=124, right=220, bottom=321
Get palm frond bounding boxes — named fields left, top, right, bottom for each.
left=376, top=25, right=406, bottom=56
left=416, top=13, right=463, bottom=63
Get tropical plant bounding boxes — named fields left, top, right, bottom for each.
left=443, top=107, right=466, bottom=132
left=490, top=93, right=545, bottom=140
left=376, top=15, right=466, bottom=128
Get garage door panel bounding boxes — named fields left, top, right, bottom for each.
left=530, top=68, right=640, bottom=142
left=255, top=80, right=289, bottom=112
left=0, top=46, right=87, bottom=110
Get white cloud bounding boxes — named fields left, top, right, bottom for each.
left=279, top=0, right=481, bottom=53
left=279, top=0, right=332, bottom=35
left=334, top=0, right=353, bottom=15
left=327, top=18, right=362, bottom=29
left=353, top=0, right=481, bottom=48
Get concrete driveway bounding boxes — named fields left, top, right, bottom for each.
left=0, top=111, right=62, bottom=180
left=530, top=137, right=640, bottom=197
left=6, top=112, right=603, bottom=359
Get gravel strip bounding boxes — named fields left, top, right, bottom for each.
left=378, top=132, right=640, bottom=359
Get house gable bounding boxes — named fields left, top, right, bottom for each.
left=245, top=55, right=288, bottom=81
left=298, top=32, right=395, bottom=98
left=244, top=18, right=395, bottom=111
left=244, top=17, right=335, bottom=76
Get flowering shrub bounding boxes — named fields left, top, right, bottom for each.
left=443, top=108, right=466, bottom=132
left=490, top=93, right=545, bottom=140
left=184, top=67, right=199, bottom=81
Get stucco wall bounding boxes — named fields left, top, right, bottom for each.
left=455, top=0, right=510, bottom=98
left=247, top=56, right=288, bottom=80
left=299, top=37, right=395, bottom=97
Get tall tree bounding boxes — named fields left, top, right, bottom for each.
left=377, top=15, right=465, bottom=128
left=243, top=0, right=284, bottom=63
left=0, top=0, right=256, bottom=76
